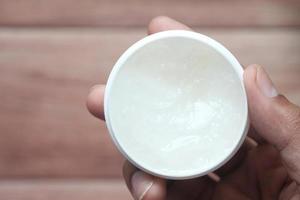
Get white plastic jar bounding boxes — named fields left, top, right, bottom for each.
left=104, top=30, right=249, bottom=180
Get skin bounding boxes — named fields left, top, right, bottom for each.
left=87, top=16, right=300, bottom=200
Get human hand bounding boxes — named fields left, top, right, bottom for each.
left=87, top=16, right=300, bottom=200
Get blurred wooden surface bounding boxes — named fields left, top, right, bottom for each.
left=0, top=0, right=300, bottom=27
left=0, top=0, right=300, bottom=199
left=0, top=180, right=131, bottom=200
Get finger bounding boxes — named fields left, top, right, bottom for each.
left=167, top=176, right=215, bottom=200
left=247, top=126, right=266, bottom=145
left=148, top=16, right=191, bottom=35
left=244, top=64, right=300, bottom=182
left=123, top=160, right=138, bottom=192
left=86, top=84, right=105, bottom=120
left=122, top=161, right=167, bottom=200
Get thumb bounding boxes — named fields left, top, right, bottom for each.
left=244, top=64, right=300, bottom=182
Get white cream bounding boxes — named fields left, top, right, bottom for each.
left=105, top=31, right=248, bottom=179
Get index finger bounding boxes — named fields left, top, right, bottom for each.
left=86, top=84, right=105, bottom=120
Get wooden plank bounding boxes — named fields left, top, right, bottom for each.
left=0, top=179, right=131, bottom=200
left=0, top=28, right=299, bottom=178
left=0, top=29, right=140, bottom=179
left=0, top=0, right=300, bottom=27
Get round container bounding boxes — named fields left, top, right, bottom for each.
left=104, top=30, right=249, bottom=180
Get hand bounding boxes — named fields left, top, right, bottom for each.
left=87, top=16, right=300, bottom=200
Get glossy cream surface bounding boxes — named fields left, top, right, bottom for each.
left=107, top=36, right=247, bottom=178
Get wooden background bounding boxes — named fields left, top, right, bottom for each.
left=0, top=0, right=300, bottom=199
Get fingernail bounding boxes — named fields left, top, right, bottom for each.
left=255, top=65, right=278, bottom=97
left=131, top=171, right=154, bottom=200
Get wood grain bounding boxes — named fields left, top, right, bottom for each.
left=0, top=29, right=141, bottom=179
left=0, top=0, right=299, bottom=27
left=0, top=179, right=131, bottom=200
left=0, top=28, right=299, bottom=178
